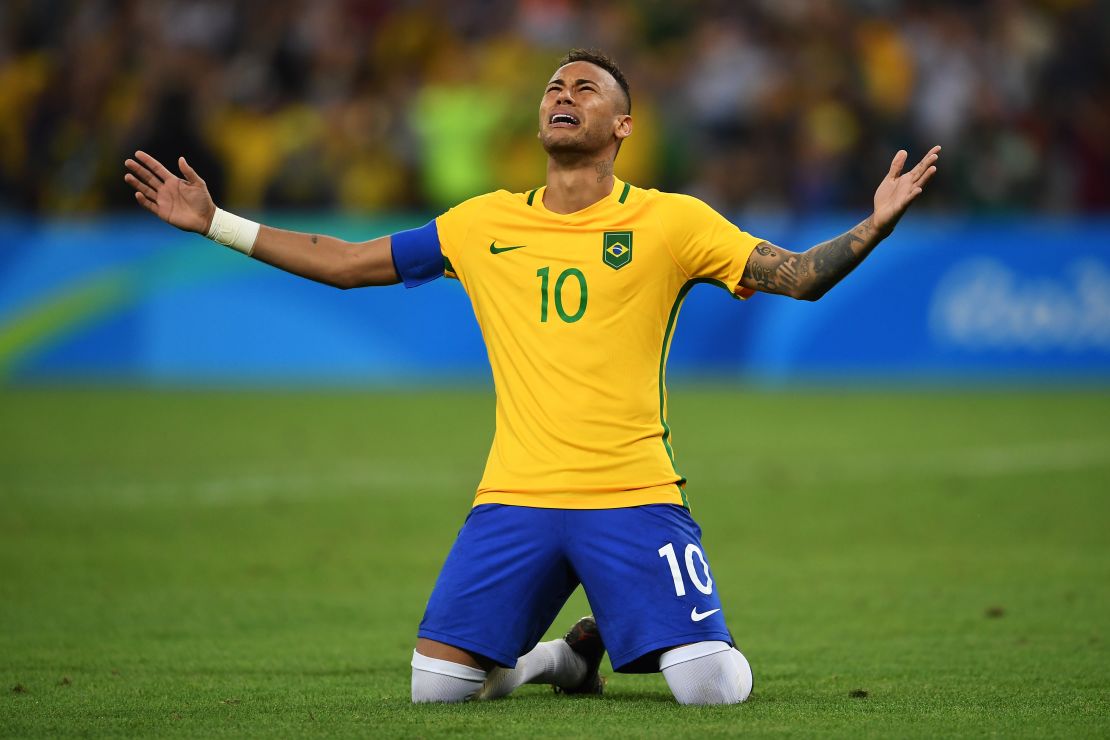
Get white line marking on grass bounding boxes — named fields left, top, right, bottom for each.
left=14, top=465, right=472, bottom=509
left=934, top=438, right=1110, bottom=478
left=14, top=438, right=1109, bottom=508
left=709, top=437, right=1110, bottom=484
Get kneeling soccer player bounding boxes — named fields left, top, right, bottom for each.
left=124, top=47, right=939, bottom=704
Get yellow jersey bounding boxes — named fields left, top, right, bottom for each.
left=436, top=178, right=763, bottom=509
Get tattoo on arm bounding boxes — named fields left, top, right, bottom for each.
left=808, top=231, right=862, bottom=279
left=742, top=216, right=882, bottom=300
left=746, top=246, right=777, bottom=290
left=310, top=235, right=319, bottom=245
left=744, top=242, right=809, bottom=295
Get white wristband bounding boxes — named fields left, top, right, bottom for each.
left=205, top=208, right=260, bottom=256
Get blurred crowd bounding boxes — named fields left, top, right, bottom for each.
left=1, top=0, right=1107, bottom=216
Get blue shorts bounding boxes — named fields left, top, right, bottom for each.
left=417, top=504, right=732, bottom=673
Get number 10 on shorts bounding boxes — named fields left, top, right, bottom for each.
left=658, top=542, right=714, bottom=596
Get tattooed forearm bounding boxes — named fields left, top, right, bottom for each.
left=310, top=234, right=319, bottom=245
left=798, top=216, right=880, bottom=300
left=809, top=232, right=861, bottom=275
left=741, top=216, right=883, bottom=301
left=774, top=253, right=810, bottom=295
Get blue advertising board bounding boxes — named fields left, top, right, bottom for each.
left=1, top=214, right=1107, bottom=385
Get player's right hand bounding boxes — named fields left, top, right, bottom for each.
left=124, top=151, right=216, bottom=234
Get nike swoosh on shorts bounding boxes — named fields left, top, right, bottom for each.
left=690, top=607, right=721, bottom=622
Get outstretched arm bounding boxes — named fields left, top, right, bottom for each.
left=124, top=151, right=399, bottom=289
left=739, top=146, right=940, bottom=301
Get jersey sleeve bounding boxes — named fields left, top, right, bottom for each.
left=436, top=201, right=474, bottom=281
left=659, top=194, right=765, bottom=299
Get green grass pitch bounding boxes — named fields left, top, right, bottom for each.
left=1, top=387, right=1108, bottom=737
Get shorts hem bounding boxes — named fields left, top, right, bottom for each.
left=609, top=630, right=733, bottom=673
left=416, top=628, right=519, bottom=669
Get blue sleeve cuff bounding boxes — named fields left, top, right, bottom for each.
left=390, top=219, right=444, bottom=288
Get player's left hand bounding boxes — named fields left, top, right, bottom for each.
left=871, top=145, right=940, bottom=236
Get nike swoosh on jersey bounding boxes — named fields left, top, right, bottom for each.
left=489, top=241, right=527, bottom=254
left=690, top=607, right=721, bottom=622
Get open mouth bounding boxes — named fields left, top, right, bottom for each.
left=549, top=112, right=580, bottom=128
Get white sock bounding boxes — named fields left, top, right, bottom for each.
left=411, top=651, right=487, bottom=703
left=660, top=641, right=753, bottom=705
left=478, top=639, right=586, bottom=700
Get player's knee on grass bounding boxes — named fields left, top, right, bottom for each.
left=660, top=641, right=753, bottom=705
left=410, top=651, right=487, bottom=703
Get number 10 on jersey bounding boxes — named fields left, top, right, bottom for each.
left=537, top=266, right=588, bottom=323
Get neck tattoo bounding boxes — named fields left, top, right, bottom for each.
left=595, top=160, right=614, bottom=183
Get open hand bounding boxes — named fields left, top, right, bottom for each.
left=124, top=151, right=216, bottom=234
left=872, top=145, right=941, bottom=236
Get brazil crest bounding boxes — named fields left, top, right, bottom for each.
left=603, top=231, right=633, bottom=270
